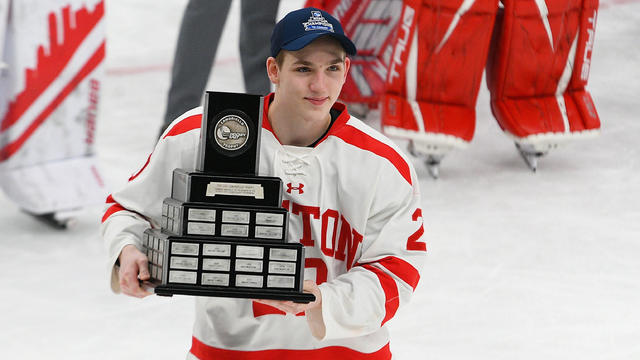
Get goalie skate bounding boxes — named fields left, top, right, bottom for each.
left=408, top=140, right=446, bottom=179
left=26, top=209, right=80, bottom=229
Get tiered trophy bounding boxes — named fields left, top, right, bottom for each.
left=141, top=91, right=315, bottom=303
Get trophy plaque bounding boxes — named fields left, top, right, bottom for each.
left=142, top=91, right=315, bottom=303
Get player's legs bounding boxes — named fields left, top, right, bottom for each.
left=162, top=0, right=232, bottom=133
left=239, top=0, right=280, bottom=95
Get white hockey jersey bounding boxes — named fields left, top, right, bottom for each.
left=102, top=94, right=427, bottom=359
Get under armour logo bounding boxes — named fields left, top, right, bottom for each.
left=286, top=183, right=304, bottom=194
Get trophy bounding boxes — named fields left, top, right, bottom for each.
left=142, top=91, right=315, bottom=303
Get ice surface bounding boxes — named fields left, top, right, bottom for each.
left=1, top=0, right=639, bottom=359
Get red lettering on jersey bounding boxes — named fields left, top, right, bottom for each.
left=305, top=257, right=328, bottom=285
left=286, top=182, right=304, bottom=194
left=334, top=216, right=363, bottom=269
left=291, top=203, right=320, bottom=246
left=334, top=216, right=351, bottom=262
left=407, top=208, right=426, bottom=252
left=347, top=229, right=364, bottom=271
left=321, top=209, right=339, bottom=257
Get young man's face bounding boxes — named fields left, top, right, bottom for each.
left=268, top=37, right=350, bottom=120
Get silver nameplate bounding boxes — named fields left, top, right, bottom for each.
left=171, top=242, right=199, bottom=256
left=269, top=248, right=297, bottom=261
left=221, top=224, right=249, bottom=237
left=202, top=273, right=229, bottom=286
left=188, top=208, right=216, bottom=222
left=170, top=256, right=198, bottom=270
left=235, top=274, right=263, bottom=288
left=255, top=213, right=284, bottom=225
left=235, top=259, right=263, bottom=273
left=255, top=226, right=283, bottom=239
left=268, top=261, right=296, bottom=274
left=203, top=243, right=231, bottom=257
left=267, top=275, right=295, bottom=288
left=236, top=245, right=264, bottom=259
left=169, top=270, right=197, bottom=284
left=187, top=222, right=216, bottom=235
left=202, top=258, right=230, bottom=271
left=222, top=210, right=250, bottom=224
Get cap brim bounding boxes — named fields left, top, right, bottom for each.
left=281, top=32, right=357, bottom=56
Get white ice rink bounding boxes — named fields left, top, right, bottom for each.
left=1, top=0, right=639, bottom=359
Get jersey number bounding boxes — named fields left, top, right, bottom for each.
left=407, top=208, right=426, bottom=251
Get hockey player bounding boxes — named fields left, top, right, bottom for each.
left=0, top=0, right=107, bottom=227
left=102, top=7, right=426, bottom=359
left=310, top=0, right=601, bottom=177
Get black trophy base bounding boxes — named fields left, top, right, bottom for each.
left=152, top=284, right=316, bottom=303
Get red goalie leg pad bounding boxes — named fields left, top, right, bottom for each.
left=381, top=0, right=498, bottom=143
left=487, top=0, right=600, bottom=139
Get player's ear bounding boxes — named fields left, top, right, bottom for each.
left=342, top=57, right=351, bottom=83
left=266, top=57, right=280, bottom=86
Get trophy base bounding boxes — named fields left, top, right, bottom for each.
left=151, top=283, right=316, bottom=303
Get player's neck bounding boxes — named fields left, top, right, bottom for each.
left=268, top=97, right=331, bottom=147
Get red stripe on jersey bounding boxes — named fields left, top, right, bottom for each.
left=106, top=194, right=115, bottom=204
left=190, top=337, right=392, bottom=359
left=332, top=125, right=412, bottom=185
left=128, top=153, right=152, bottom=182
left=128, top=113, right=201, bottom=182
left=361, top=264, right=400, bottom=326
left=162, top=113, right=202, bottom=139
left=375, top=256, right=421, bottom=291
left=101, top=203, right=126, bottom=223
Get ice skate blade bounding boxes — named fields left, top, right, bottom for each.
left=515, top=143, right=547, bottom=172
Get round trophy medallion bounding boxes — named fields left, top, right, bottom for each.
left=213, top=113, right=250, bottom=152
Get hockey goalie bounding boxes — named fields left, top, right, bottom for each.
left=0, top=0, right=106, bottom=227
left=308, top=0, right=601, bottom=177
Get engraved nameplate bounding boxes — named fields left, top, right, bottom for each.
left=255, top=226, right=283, bottom=239
left=222, top=210, right=250, bottom=224
left=188, top=208, right=216, bottom=222
left=236, top=245, right=264, bottom=259
left=235, top=259, right=263, bottom=273
left=202, top=258, right=230, bottom=271
left=171, top=242, right=200, bottom=256
left=187, top=222, right=216, bottom=235
left=202, top=273, right=230, bottom=286
left=269, top=248, right=297, bottom=261
left=169, top=270, right=197, bottom=284
left=267, top=275, right=295, bottom=288
left=255, top=213, right=284, bottom=225
left=203, top=243, right=231, bottom=257
left=206, top=182, right=265, bottom=199
left=170, top=256, right=198, bottom=270
left=235, top=274, right=263, bottom=288
left=268, top=261, right=296, bottom=274
left=221, top=224, right=249, bottom=237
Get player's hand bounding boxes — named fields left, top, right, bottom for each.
left=118, top=244, right=152, bottom=298
left=254, top=280, right=322, bottom=315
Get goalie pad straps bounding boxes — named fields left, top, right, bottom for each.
left=381, top=0, right=498, bottom=144
left=486, top=0, right=600, bottom=139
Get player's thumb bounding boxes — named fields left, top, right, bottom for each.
left=137, top=258, right=150, bottom=280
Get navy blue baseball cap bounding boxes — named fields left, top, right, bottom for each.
left=270, top=7, right=357, bottom=57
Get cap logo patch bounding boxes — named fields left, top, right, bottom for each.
left=303, top=11, right=334, bottom=32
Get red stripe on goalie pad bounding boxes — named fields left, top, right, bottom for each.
left=381, top=94, right=476, bottom=142
left=190, top=336, right=392, bottom=359
left=491, top=91, right=600, bottom=137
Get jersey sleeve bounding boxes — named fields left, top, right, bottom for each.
left=101, top=109, right=201, bottom=293
left=316, top=160, right=426, bottom=340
